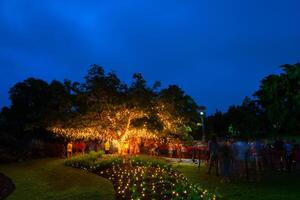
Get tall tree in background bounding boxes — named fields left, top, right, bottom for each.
left=280, top=64, right=300, bottom=132
left=211, top=63, right=300, bottom=137
left=225, top=97, right=263, bottom=136
left=254, top=75, right=287, bottom=133
left=8, top=78, right=51, bottom=131
left=206, top=110, right=226, bottom=137
left=207, top=62, right=300, bottom=137
left=156, top=85, right=201, bottom=140
left=206, top=97, right=263, bottom=138
left=7, top=78, right=74, bottom=131
left=254, top=63, right=300, bottom=134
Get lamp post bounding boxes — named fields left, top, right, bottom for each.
left=196, top=106, right=206, bottom=167
left=199, top=106, right=206, bottom=141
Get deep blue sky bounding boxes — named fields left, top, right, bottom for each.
left=1, top=0, right=300, bottom=114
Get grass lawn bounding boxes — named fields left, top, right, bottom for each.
left=174, top=163, right=300, bottom=200
left=0, top=158, right=115, bottom=200
left=2, top=157, right=300, bottom=200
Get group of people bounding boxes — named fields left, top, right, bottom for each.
left=66, top=140, right=112, bottom=158
left=207, top=136, right=300, bottom=182
left=67, top=141, right=87, bottom=158
left=167, top=142, right=187, bottom=158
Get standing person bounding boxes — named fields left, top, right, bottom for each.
left=248, top=138, right=256, bottom=170
left=88, top=140, right=96, bottom=152
left=292, top=144, right=300, bottom=171
left=219, top=139, right=233, bottom=182
left=133, top=138, right=140, bottom=155
left=175, top=142, right=180, bottom=158
left=207, top=136, right=219, bottom=176
left=178, top=143, right=182, bottom=161
left=249, top=138, right=263, bottom=181
left=255, top=139, right=264, bottom=172
left=192, top=145, right=196, bottom=163
left=261, top=141, right=270, bottom=170
left=284, top=140, right=293, bottom=172
left=177, top=143, right=184, bottom=162
left=232, top=138, right=250, bottom=179
left=265, top=142, right=274, bottom=170
left=150, top=144, right=156, bottom=156
left=67, top=142, right=73, bottom=158
left=81, top=142, right=86, bottom=155
left=104, top=141, right=110, bottom=154
left=168, top=143, right=174, bottom=158
left=153, top=142, right=159, bottom=156
left=76, top=141, right=85, bottom=155
left=181, top=144, right=187, bottom=159
left=274, top=138, right=284, bottom=171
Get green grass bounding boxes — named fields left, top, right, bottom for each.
left=2, top=157, right=300, bottom=200
left=0, top=159, right=115, bottom=200
left=173, top=163, right=300, bottom=200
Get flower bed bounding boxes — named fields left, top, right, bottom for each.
left=65, top=151, right=122, bottom=171
left=130, top=155, right=172, bottom=169
left=65, top=155, right=217, bottom=200
left=99, top=165, right=216, bottom=200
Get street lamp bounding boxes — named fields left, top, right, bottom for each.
left=198, top=106, right=206, bottom=141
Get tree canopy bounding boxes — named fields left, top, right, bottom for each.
left=206, top=63, right=300, bottom=137
left=1, top=65, right=202, bottom=146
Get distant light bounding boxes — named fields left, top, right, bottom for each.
left=200, top=111, right=204, bottom=116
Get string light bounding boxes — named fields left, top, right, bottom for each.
left=97, top=163, right=217, bottom=200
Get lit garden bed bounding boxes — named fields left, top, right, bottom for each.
left=99, top=165, right=216, bottom=200
left=65, top=154, right=217, bottom=200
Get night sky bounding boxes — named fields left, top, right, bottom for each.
left=1, top=0, right=300, bottom=114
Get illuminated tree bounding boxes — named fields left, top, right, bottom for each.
left=156, top=85, right=200, bottom=139
left=47, top=65, right=201, bottom=153
left=50, top=69, right=161, bottom=152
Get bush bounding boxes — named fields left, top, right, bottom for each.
left=0, top=173, right=15, bottom=199
left=65, top=151, right=104, bottom=170
left=65, top=152, right=122, bottom=172
left=92, top=156, right=122, bottom=171
left=130, top=155, right=171, bottom=169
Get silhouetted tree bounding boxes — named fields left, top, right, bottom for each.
left=207, top=63, right=300, bottom=137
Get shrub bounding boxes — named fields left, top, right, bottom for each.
left=130, top=155, right=171, bottom=169
left=65, top=150, right=104, bottom=170
left=65, top=152, right=122, bottom=172
left=91, top=156, right=122, bottom=171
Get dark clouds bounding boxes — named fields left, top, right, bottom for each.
left=1, top=0, right=300, bottom=113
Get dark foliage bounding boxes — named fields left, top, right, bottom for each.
left=207, top=63, right=300, bottom=137
left=0, top=173, right=15, bottom=199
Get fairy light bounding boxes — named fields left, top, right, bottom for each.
left=48, top=101, right=189, bottom=156
left=96, top=162, right=216, bottom=200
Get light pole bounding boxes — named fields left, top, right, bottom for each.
left=199, top=106, right=206, bottom=141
